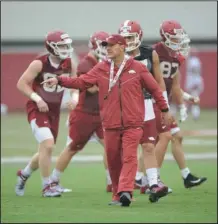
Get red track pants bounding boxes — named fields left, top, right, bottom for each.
left=104, top=127, right=143, bottom=200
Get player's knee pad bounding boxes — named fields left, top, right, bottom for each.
left=30, top=119, right=54, bottom=144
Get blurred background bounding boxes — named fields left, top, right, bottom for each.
left=1, top=1, right=217, bottom=113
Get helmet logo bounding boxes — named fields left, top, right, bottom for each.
left=120, top=26, right=131, bottom=33
left=61, top=33, right=69, bottom=39
left=174, top=29, right=183, bottom=35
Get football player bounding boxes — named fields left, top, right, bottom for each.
left=119, top=20, right=171, bottom=201
left=150, top=20, right=207, bottom=192
left=49, top=31, right=113, bottom=193
left=15, top=30, right=77, bottom=197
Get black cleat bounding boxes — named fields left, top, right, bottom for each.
left=119, top=192, right=132, bottom=207
left=184, top=173, right=207, bottom=188
left=149, top=184, right=168, bottom=203
left=135, top=178, right=142, bottom=188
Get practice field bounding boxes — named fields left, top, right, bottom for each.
left=1, top=110, right=217, bottom=223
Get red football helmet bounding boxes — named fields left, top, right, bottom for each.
left=118, top=20, right=143, bottom=52
left=45, top=30, right=73, bottom=60
left=88, top=31, right=109, bottom=60
left=160, top=20, right=187, bottom=52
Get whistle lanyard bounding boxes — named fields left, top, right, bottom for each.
left=108, top=55, right=129, bottom=93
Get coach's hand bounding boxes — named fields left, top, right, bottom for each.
left=41, top=77, right=58, bottom=87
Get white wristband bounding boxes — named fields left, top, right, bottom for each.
left=183, top=92, right=191, bottom=101
left=30, top=92, right=42, bottom=103
left=71, top=91, right=79, bottom=103
left=162, top=91, right=169, bottom=107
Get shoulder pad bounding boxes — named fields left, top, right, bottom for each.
left=134, top=45, right=153, bottom=61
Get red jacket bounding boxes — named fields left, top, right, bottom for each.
left=58, top=57, right=168, bottom=130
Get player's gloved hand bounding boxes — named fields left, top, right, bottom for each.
left=37, top=99, right=49, bottom=112
left=179, top=104, right=188, bottom=122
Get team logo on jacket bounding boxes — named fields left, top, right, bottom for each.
left=128, top=70, right=136, bottom=74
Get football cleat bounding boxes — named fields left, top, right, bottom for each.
left=134, top=178, right=143, bottom=189
left=158, top=180, right=173, bottom=194
left=141, top=181, right=172, bottom=195
left=42, top=185, right=61, bottom=197
left=119, top=192, right=132, bottom=207
left=149, top=185, right=168, bottom=203
left=184, top=173, right=207, bottom=188
left=140, top=184, right=150, bottom=194
left=15, top=170, right=29, bottom=196
left=50, top=182, right=72, bottom=193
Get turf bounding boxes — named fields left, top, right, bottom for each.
left=1, top=110, right=217, bottom=223
left=1, top=161, right=217, bottom=223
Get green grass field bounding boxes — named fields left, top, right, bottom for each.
left=1, top=110, right=217, bottom=223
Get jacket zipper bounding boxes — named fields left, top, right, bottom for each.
left=119, top=79, right=124, bottom=129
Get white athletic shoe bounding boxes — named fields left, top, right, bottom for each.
left=42, top=185, right=62, bottom=197
left=51, top=182, right=72, bottom=193
left=15, top=170, right=29, bottom=196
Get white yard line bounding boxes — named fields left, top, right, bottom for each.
left=1, top=153, right=217, bottom=164
left=88, top=138, right=218, bottom=146
left=183, top=139, right=217, bottom=146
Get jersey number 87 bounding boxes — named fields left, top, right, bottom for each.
left=160, top=61, right=179, bottom=78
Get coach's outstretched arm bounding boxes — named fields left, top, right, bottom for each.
left=42, top=64, right=99, bottom=91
